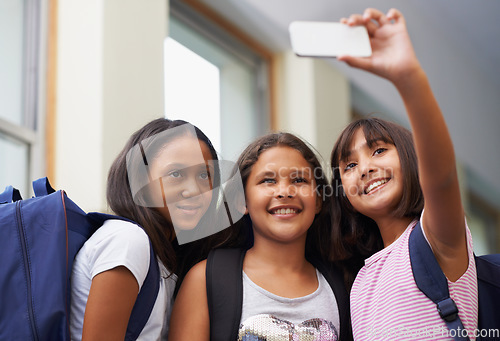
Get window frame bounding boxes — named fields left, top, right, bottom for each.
left=0, top=0, right=47, bottom=196
left=168, top=0, right=275, bottom=132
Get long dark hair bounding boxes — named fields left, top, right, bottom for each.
left=219, top=132, right=332, bottom=261
left=329, top=117, right=424, bottom=287
left=106, top=118, right=220, bottom=279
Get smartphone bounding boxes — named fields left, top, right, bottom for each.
left=289, top=21, right=372, bottom=58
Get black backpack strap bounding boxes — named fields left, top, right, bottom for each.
left=125, top=241, right=160, bottom=341
left=409, top=222, right=469, bottom=341
left=309, top=257, right=353, bottom=341
left=87, top=213, right=160, bottom=341
left=206, top=248, right=246, bottom=341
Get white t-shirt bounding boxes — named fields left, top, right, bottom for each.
left=70, top=219, right=177, bottom=341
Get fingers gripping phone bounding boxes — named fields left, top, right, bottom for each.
left=289, top=21, right=372, bottom=58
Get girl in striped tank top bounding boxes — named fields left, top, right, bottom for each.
left=329, top=8, right=478, bottom=341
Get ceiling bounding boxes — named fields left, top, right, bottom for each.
left=196, top=0, right=500, bottom=205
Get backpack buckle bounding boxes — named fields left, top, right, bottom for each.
left=437, top=298, right=459, bottom=322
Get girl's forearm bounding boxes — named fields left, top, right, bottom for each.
left=394, top=67, right=467, bottom=257
left=394, top=68, right=458, bottom=192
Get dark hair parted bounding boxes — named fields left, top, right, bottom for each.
left=329, top=117, right=424, bottom=284
left=106, top=118, right=219, bottom=277
left=220, top=132, right=332, bottom=260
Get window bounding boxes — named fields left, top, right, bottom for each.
left=468, top=192, right=500, bottom=255
left=165, top=0, right=271, bottom=161
left=164, top=36, right=221, bottom=152
left=0, top=0, right=43, bottom=197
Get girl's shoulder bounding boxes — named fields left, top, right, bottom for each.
left=185, top=259, right=207, bottom=280
left=168, top=259, right=210, bottom=339
left=177, top=259, right=208, bottom=299
left=183, top=248, right=245, bottom=289
left=87, top=219, right=149, bottom=247
left=80, top=219, right=151, bottom=277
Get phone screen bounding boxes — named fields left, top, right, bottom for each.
left=289, top=21, right=372, bottom=58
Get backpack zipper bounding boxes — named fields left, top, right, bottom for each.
left=16, top=201, right=39, bottom=341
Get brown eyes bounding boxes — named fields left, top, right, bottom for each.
left=343, top=147, right=388, bottom=171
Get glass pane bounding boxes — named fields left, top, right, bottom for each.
left=166, top=16, right=263, bottom=161
left=0, top=0, right=24, bottom=125
left=0, top=132, right=29, bottom=198
left=468, top=196, right=499, bottom=255
left=164, top=38, right=221, bottom=153
left=468, top=214, right=489, bottom=256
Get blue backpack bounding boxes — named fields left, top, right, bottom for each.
left=0, top=178, right=160, bottom=341
left=409, top=222, right=500, bottom=341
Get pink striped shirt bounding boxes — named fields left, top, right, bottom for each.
left=350, top=218, right=478, bottom=340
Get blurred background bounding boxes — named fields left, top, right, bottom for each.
left=1, top=0, right=499, bottom=254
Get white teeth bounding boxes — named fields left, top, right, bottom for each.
left=273, top=208, right=296, bottom=214
left=366, top=179, right=388, bottom=194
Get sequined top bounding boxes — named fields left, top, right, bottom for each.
left=239, top=270, right=340, bottom=340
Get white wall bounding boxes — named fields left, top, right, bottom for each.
left=276, top=51, right=350, bottom=165
left=56, top=0, right=167, bottom=212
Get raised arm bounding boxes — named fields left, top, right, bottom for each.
left=339, top=8, right=467, bottom=280
left=168, top=260, right=210, bottom=340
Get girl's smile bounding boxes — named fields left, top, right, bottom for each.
left=339, top=128, right=403, bottom=218
left=364, top=177, right=391, bottom=195
left=269, top=205, right=301, bottom=217
left=149, top=135, right=214, bottom=230
left=244, top=146, right=321, bottom=244
left=174, top=201, right=204, bottom=216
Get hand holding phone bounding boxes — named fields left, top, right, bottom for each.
left=289, top=21, right=372, bottom=58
